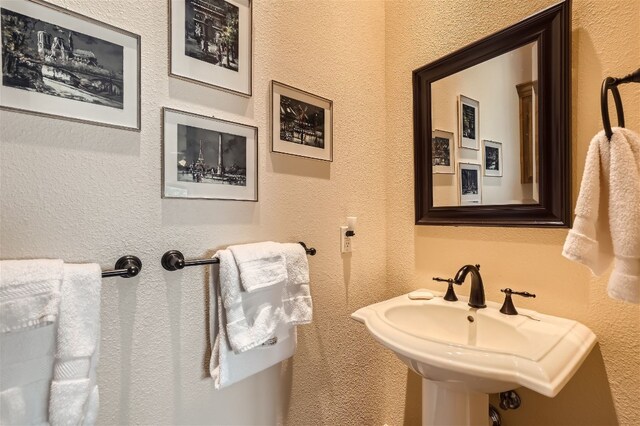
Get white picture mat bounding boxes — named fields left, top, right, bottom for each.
left=170, top=0, right=251, bottom=95
left=459, top=162, right=482, bottom=205
left=0, top=0, right=139, bottom=129
left=483, top=140, right=503, bottom=177
left=432, top=129, right=455, bottom=174
left=163, top=109, right=257, bottom=200
left=271, top=82, right=332, bottom=161
left=459, top=95, right=479, bottom=150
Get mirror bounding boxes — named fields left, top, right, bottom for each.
left=413, top=1, right=571, bottom=227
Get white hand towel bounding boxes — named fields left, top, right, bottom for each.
left=209, top=264, right=296, bottom=389
left=49, top=263, right=102, bottom=426
left=228, top=242, right=288, bottom=292
left=0, top=259, right=62, bottom=426
left=217, top=250, right=282, bottom=353
left=0, top=325, right=56, bottom=426
left=563, top=128, right=640, bottom=303
left=0, top=259, right=63, bottom=333
left=281, top=243, right=312, bottom=325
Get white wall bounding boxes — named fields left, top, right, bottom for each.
left=1, top=1, right=396, bottom=424
left=432, top=42, right=536, bottom=206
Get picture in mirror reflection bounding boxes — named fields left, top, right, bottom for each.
left=462, top=169, right=478, bottom=194
left=459, top=163, right=482, bottom=205
left=483, top=140, right=503, bottom=177
left=433, top=137, right=451, bottom=166
left=432, top=130, right=455, bottom=174
left=177, top=124, right=247, bottom=186
left=458, top=95, right=479, bottom=150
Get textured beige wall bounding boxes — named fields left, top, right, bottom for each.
left=385, top=0, right=640, bottom=425
left=2, top=0, right=639, bottom=425
left=0, top=0, right=396, bottom=424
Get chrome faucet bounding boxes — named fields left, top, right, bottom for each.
left=454, top=264, right=487, bottom=309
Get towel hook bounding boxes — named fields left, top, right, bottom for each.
left=600, top=68, right=640, bottom=140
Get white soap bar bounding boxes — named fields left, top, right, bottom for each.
left=408, top=289, right=435, bottom=300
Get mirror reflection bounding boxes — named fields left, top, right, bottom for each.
left=431, top=41, right=538, bottom=207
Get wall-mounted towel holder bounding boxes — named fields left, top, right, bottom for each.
left=102, top=255, right=142, bottom=278
left=601, top=68, right=640, bottom=140
left=161, top=242, right=316, bottom=272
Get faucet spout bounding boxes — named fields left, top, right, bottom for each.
left=454, top=264, right=487, bottom=309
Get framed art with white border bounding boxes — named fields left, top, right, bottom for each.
left=0, top=0, right=140, bottom=130
left=271, top=80, right=333, bottom=162
left=458, top=162, right=482, bottom=205
left=432, top=129, right=455, bottom=174
left=169, top=0, right=252, bottom=97
left=458, top=94, right=479, bottom=150
left=483, top=139, right=503, bottom=177
left=162, top=107, right=257, bottom=201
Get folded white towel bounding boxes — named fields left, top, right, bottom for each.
left=217, top=250, right=282, bottom=353
left=0, top=259, right=63, bottom=333
left=281, top=243, right=312, bottom=325
left=563, top=128, right=640, bottom=303
left=0, top=325, right=56, bottom=425
left=49, top=263, right=102, bottom=426
left=209, top=264, right=296, bottom=389
left=228, top=242, right=288, bottom=292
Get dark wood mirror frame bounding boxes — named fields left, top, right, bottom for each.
left=413, top=1, right=571, bottom=227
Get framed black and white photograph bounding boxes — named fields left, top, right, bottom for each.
left=162, top=108, right=257, bottom=201
left=483, top=140, right=502, bottom=177
left=458, top=95, right=479, bottom=150
left=169, top=0, right=252, bottom=97
left=432, top=129, right=455, bottom=174
left=458, top=162, right=482, bottom=205
left=0, top=0, right=140, bottom=130
left=271, top=80, right=333, bottom=162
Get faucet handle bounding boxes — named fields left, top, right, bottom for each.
left=499, top=288, right=536, bottom=315
left=432, top=277, right=458, bottom=301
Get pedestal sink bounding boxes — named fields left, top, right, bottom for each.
left=352, top=291, right=596, bottom=426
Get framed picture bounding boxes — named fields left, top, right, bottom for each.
left=458, top=95, right=479, bottom=150
left=458, top=162, right=482, bottom=205
left=432, top=129, right=455, bottom=174
left=271, top=80, right=333, bottom=162
left=0, top=0, right=141, bottom=130
left=162, top=107, right=258, bottom=201
left=169, top=0, right=252, bottom=97
left=482, top=140, right=503, bottom=177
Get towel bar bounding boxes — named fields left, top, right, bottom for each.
left=102, top=255, right=142, bottom=278
left=161, top=242, right=316, bottom=272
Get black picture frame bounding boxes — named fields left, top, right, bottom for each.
left=413, top=0, right=571, bottom=227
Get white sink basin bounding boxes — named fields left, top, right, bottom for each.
left=352, top=291, right=596, bottom=397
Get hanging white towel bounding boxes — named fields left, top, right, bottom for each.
left=281, top=243, right=312, bottom=325
left=228, top=242, right=288, bottom=292
left=0, top=259, right=63, bottom=333
left=0, top=259, right=62, bottom=426
left=209, top=263, right=296, bottom=389
left=217, top=249, right=283, bottom=353
left=563, top=128, right=640, bottom=303
left=49, top=263, right=102, bottom=426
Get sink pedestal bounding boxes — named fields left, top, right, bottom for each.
left=422, top=380, right=488, bottom=426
